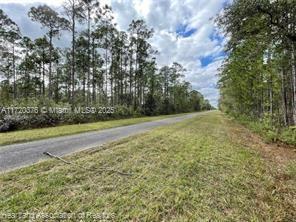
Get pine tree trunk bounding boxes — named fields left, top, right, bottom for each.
left=269, top=72, right=273, bottom=117
left=12, top=42, right=16, bottom=99
left=39, top=64, right=42, bottom=95
left=92, top=38, right=96, bottom=104
left=291, top=43, right=296, bottom=125
left=105, top=46, right=108, bottom=104
left=83, top=54, right=86, bottom=104
left=48, top=31, right=53, bottom=99
left=129, top=50, right=133, bottom=106
left=42, top=63, right=45, bottom=97
left=87, top=7, right=91, bottom=106
left=281, top=69, right=288, bottom=126
left=71, top=2, right=76, bottom=107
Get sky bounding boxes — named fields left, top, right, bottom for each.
left=0, top=0, right=229, bottom=107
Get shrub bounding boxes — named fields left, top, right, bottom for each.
left=280, top=126, right=296, bottom=146
left=0, top=115, right=28, bottom=132
left=113, top=105, right=135, bottom=118
left=142, top=94, right=157, bottom=116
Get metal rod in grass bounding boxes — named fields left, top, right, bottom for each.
left=43, top=151, right=133, bottom=176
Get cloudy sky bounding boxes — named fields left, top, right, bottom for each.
left=0, top=0, right=229, bottom=107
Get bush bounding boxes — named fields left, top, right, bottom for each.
left=280, top=126, right=296, bottom=146
left=113, top=105, right=137, bottom=118
left=0, top=115, right=28, bottom=132
left=265, top=130, right=278, bottom=143
left=142, top=94, right=157, bottom=116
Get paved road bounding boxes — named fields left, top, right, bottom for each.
left=0, top=112, right=206, bottom=172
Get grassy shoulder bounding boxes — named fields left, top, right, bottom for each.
left=0, top=111, right=295, bottom=221
left=0, top=113, right=188, bottom=146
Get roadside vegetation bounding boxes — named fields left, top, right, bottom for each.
left=0, top=111, right=295, bottom=221
left=0, top=112, right=189, bottom=146
left=235, top=115, right=296, bottom=146
left=217, top=0, right=296, bottom=146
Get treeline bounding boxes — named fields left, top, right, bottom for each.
left=217, top=0, right=296, bottom=144
left=0, top=0, right=212, bottom=131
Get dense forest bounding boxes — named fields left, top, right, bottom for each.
left=217, top=0, right=296, bottom=144
left=0, top=0, right=212, bottom=131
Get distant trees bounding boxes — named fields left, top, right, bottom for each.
left=0, top=2, right=212, bottom=119
left=217, top=0, right=296, bottom=128
left=63, top=0, right=85, bottom=105
left=0, top=9, right=22, bottom=101
left=81, top=0, right=100, bottom=105
left=28, top=5, right=70, bottom=98
left=33, top=37, right=50, bottom=96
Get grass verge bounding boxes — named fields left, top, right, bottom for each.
left=0, top=111, right=295, bottom=221
left=0, top=113, right=187, bottom=146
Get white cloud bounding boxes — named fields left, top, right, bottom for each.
left=0, top=0, right=64, bottom=6
left=0, top=0, right=227, bottom=107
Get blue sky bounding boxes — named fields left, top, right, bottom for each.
left=176, top=24, right=197, bottom=38
left=0, top=0, right=228, bottom=107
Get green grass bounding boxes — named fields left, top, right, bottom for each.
left=0, top=111, right=295, bottom=221
left=0, top=113, right=187, bottom=146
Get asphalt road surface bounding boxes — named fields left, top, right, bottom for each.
left=0, top=112, right=206, bottom=172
